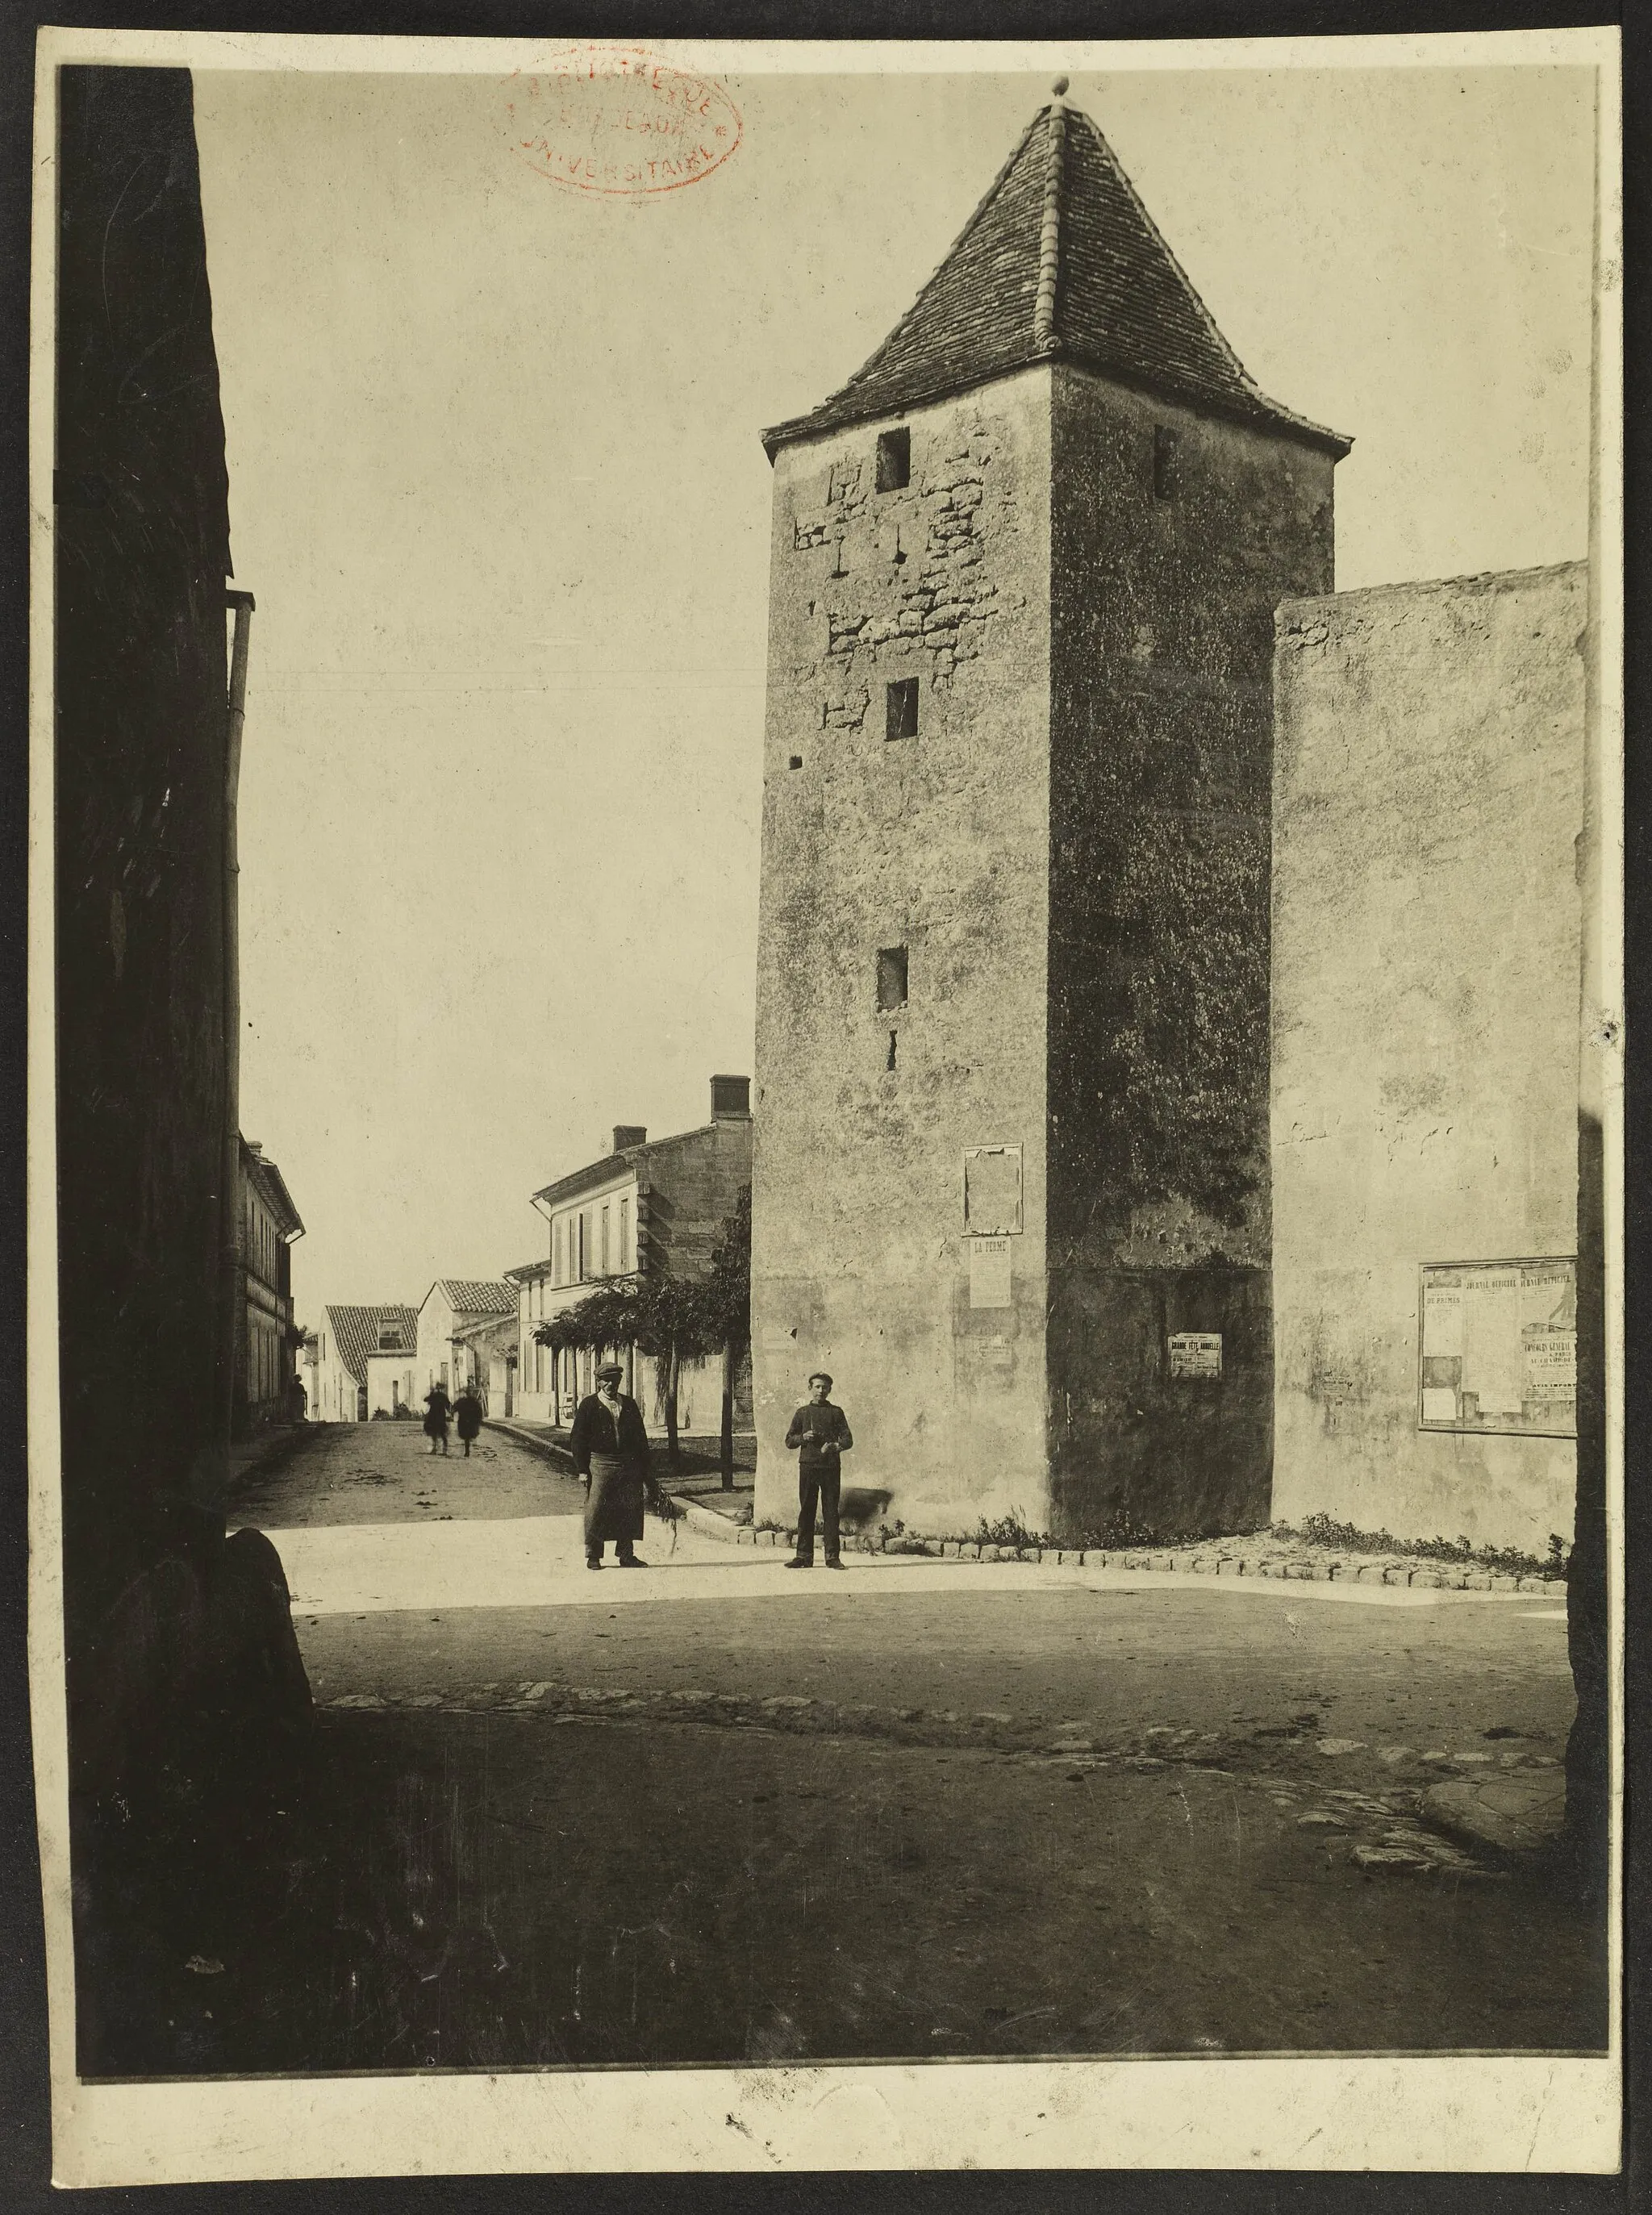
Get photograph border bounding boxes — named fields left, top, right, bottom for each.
left=22, top=15, right=1628, bottom=2190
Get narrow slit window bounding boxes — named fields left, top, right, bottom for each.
left=886, top=678, right=919, bottom=740
left=877, top=946, right=908, bottom=1011
left=886, top=1031, right=898, bottom=1071
left=876, top=427, right=911, bottom=492
left=788, top=754, right=803, bottom=770
left=1153, top=426, right=1179, bottom=501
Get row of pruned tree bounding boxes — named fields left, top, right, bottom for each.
left=531, top=1185, right=751, bottom=1487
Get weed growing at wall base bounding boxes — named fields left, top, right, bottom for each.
left=1271, top=1513, right=1569, bottom=1583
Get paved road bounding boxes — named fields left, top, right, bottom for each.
left=232, top=1414, right=581, bottom=1527
left=185, top=1420, right=1604, bottom=2075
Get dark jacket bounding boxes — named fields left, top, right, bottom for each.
left=785, top=1401, right=853, bottom=1465
left=569, top=1391, right=649, bottom=1475
left=423, top=1387, right=453, bottom=1436
left=454, top=1391, right=483, bottom=1440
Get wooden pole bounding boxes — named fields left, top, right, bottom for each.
left=720, top=1338, right=735, bottom=1489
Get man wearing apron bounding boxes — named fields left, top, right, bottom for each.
left=569, top=1359, right=651, bottom=1570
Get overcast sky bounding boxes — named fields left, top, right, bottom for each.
left=190, top=56, right=1596, bottom=1324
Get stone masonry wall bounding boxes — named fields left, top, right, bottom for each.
left=1270, top=565, right=1586, bottom=1554
left=753, top=373, right=1053, bottom=1537
left=1045, top=366, right=1338, bottom=1540
left=643, top=1118, right=753, bottom=1282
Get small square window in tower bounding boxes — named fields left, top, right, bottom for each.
left=1153, top=425, right=1179, bottom=501
left=886, top=678, right=919, bottom=740
left=876, top=946, right=908, bottom=1012
left=875, top=426, right=911, bottom=492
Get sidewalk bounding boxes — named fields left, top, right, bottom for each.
left=276, top=1508, right=1558, bottom=1622
left=490, top=1414, right=1567, bottom=1598
left=673, top=1491, right=1567, bottom=1596
left=489, top=1416, right=754, bottom=1485
left=225, top=1419, right=318, bottom=1499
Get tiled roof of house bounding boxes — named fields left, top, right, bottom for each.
left=762, top=98, right=1350, bottom=460
left=532, top=1141, right=647, bottom=1210
left=240, top=1138, right=305, bottom=1240
left=325, top=1304, right=419, bottom=1383
left=433, top=1279, right=517, bottom=1316
left=453, top=1308, right=520, bottom=1348
left=532, top=1117, right=753, bottom=1211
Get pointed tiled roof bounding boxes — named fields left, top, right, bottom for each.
left=762, top=99, right=1350, bottom=460
left=325, top=1304, right=419, bottom=1384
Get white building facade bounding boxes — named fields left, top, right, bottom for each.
left=415, top=1279, right=517, bottom=1400
left=314, top=1304, right=419, bottom=1422
left=511, top=1079, right=753, bottom=1436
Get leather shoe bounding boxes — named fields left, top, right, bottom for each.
left=824, top=1559, right=846, bottom=1570
left=785, top=1558, right=811, bottom=1570
left=585, top=1558, right=602, bottom=1571
left=618, top=1555, right=648, bottom=1569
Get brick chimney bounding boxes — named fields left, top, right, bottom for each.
left=612, top=1125, right=648, bottom=1153
left=710, top=1075, right=751, bottom=1121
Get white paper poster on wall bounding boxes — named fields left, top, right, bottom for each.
left=962, top=1145, right=1023, bottom=1235
left=1418, top=1258, right=1576, bottom=1437
left=968, top=1236, right=1012, bottom=1308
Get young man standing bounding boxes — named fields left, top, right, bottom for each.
left=784, top=1371, right=853, bottom=1570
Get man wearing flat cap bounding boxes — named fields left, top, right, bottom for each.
left=569, top=1358, right=651, bottom=1570
left=784, top=1371, right=853, bottom=1570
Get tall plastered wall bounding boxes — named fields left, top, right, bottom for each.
left=753, top=373, right=1053, bottom=1536
left=1046, top=366, right=1337, bottom=1540
left=1271, top=564, right=1587, bottom=1554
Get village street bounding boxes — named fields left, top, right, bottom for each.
left=156, top=1419, right=1608, bottom=2078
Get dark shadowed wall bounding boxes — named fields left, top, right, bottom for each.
left=55, top=65, right=233, bottom=1653
left=1046, top=364, right=1337, bottom=1540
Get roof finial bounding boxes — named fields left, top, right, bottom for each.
left=1051, top=76, right=1070, bottom=101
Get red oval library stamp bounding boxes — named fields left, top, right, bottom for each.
left=503, top=48, right=742, bottom=198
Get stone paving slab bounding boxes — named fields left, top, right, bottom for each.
left=1423, top=1772, right=1569, bottom=1856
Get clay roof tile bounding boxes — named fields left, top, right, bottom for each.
left=762, top=99, right=1350, bottom=460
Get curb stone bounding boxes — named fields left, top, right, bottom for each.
left=653, top=1493, right=1571, bottom=1600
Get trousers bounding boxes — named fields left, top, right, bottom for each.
left=795, top=1460, right=841, bottom=1563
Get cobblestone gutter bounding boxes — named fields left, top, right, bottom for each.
left=315, top=1681, right=1558, bottom=1879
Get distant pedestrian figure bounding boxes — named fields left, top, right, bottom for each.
left=785, top=1373, right=853, bottom=1569
left=454, top=1384, right=483, bottom=1456
left=570, top=1361, right=649, bottom=1570
left=423, top=1383, right=453, bottom=1455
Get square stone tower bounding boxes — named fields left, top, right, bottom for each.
left=753, top=93, right=1350, bottom=1543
